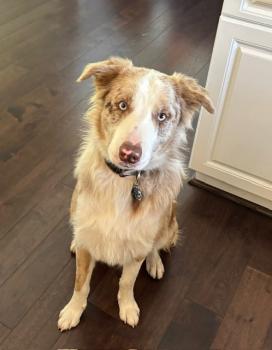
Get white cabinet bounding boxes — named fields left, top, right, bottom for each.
left=189, top=0, right=272, bottom=210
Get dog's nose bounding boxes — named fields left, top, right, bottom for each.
left=119, top=141, right=142, bottom=164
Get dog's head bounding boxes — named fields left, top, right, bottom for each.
left=78, top=57, right=214, bottom=171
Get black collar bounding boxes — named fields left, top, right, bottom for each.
left=105, top=160, right=144, bottom=178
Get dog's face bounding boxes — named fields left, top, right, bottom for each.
left=78, top=57, right=214, bottom=171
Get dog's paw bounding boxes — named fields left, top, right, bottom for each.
left=119, top=299, right=140, bottom=328
left=58, top=300, right=85, bottom=332
left=146, top=252, right=164, bottom=279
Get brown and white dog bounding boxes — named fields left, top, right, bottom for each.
left=58, top=57, right=214, bottom=331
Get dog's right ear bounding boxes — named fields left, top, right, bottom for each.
left=76, top=57, right=133, bottom=85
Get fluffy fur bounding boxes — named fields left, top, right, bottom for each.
left=58, top=57, right=214, bottom=331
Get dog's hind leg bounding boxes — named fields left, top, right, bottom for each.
left=146, top=249, right=165, bottom=279
left=70, top=238, right=76, bottom=254
left=118, top=259, right=143, bottom=327
left=159, top=201, right=180, bottom=251
left=58, top=248, right=95, bottom=331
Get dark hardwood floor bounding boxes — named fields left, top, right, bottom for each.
left=1, top=0, right=272, bottom=349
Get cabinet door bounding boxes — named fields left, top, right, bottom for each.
left=189, top=15, right=272, bottom=210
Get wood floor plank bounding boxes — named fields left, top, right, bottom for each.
left=134, top=0, right=222, bottom=75
left=195, top=61, right=211, bottom=86
left=1, top=260, right=75, bottom=350
left=248, top=215, right=272, bottom=276
left=0, top=81, right=85, bottom=164
left=211, top=267, right=272, bottom=350
left=0, top=154, right=73, bottom=238
left=0, top=321, right=10, bottom=345
left=158, top=299, right=221, bottom=350
left=0, top=98, right=85, bottom=237
left=60, top=170, right=76, bottom=189
left=0, top=217, right=72, bottom=328
left=0, top=64, right=28, bottom=94
left=187, top=206, right=255, bottom=317
left=0, top=0, right=63, bottom=41
left=1, top=262, right=111, bottom=350
left=262, top=321, right=272, bottom=350
left=0, top=0, right=129, bottom=108
left=0, top=183, right=72, bottom=285
left=0, top=0, right=49, bottom=26
left=44, top=0, right=171, bottom=84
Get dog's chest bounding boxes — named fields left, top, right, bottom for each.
left=74, top=189, right=158, bottom=265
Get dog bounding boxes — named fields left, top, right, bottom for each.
left=57, top=57, right=214, bottom=331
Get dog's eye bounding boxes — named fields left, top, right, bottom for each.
left=158, top=113, right=167, bottom=122
left=118, top=101, right=127, bottom=111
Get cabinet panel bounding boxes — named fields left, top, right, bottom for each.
left=223, top=0, right=272, bottom=27
left=190, top=16, right=272, bottom=209
left=212, top=42, right=272, bottom=182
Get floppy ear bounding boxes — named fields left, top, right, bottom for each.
left=172, top=72, right=214, bottom=114
left=77, top=57, right=133, bottom=86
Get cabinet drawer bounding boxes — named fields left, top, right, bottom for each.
left=223, top=0, right=272, bottom=27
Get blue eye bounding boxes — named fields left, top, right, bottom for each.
left=158, top=113, right=167, bottom=122
left=119, top=101, right=127, bottom=111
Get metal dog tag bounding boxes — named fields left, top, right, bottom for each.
left=131, top=183, right=143, bottom=201
left=131, top=172, right=143, bottom=201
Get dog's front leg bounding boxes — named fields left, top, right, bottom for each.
left=118, top=258, right=144, bottom=327
left=58, top=248, right=95, bottom=331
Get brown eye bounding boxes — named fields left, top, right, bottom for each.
left=118, top=101, right=127, bottom=111
left=158, top=112, right=167, bottom=122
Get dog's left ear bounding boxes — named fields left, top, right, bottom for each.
left=77, top=57, right=133, bottom=86
left=171, top=72, right=215, bottom=115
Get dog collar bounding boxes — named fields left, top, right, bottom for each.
left=105, top=160, right=144, bottom=201
left=105, top=160, right=144, bottom=177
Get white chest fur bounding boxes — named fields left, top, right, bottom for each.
left=73, top=179, right=160, bottom=266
